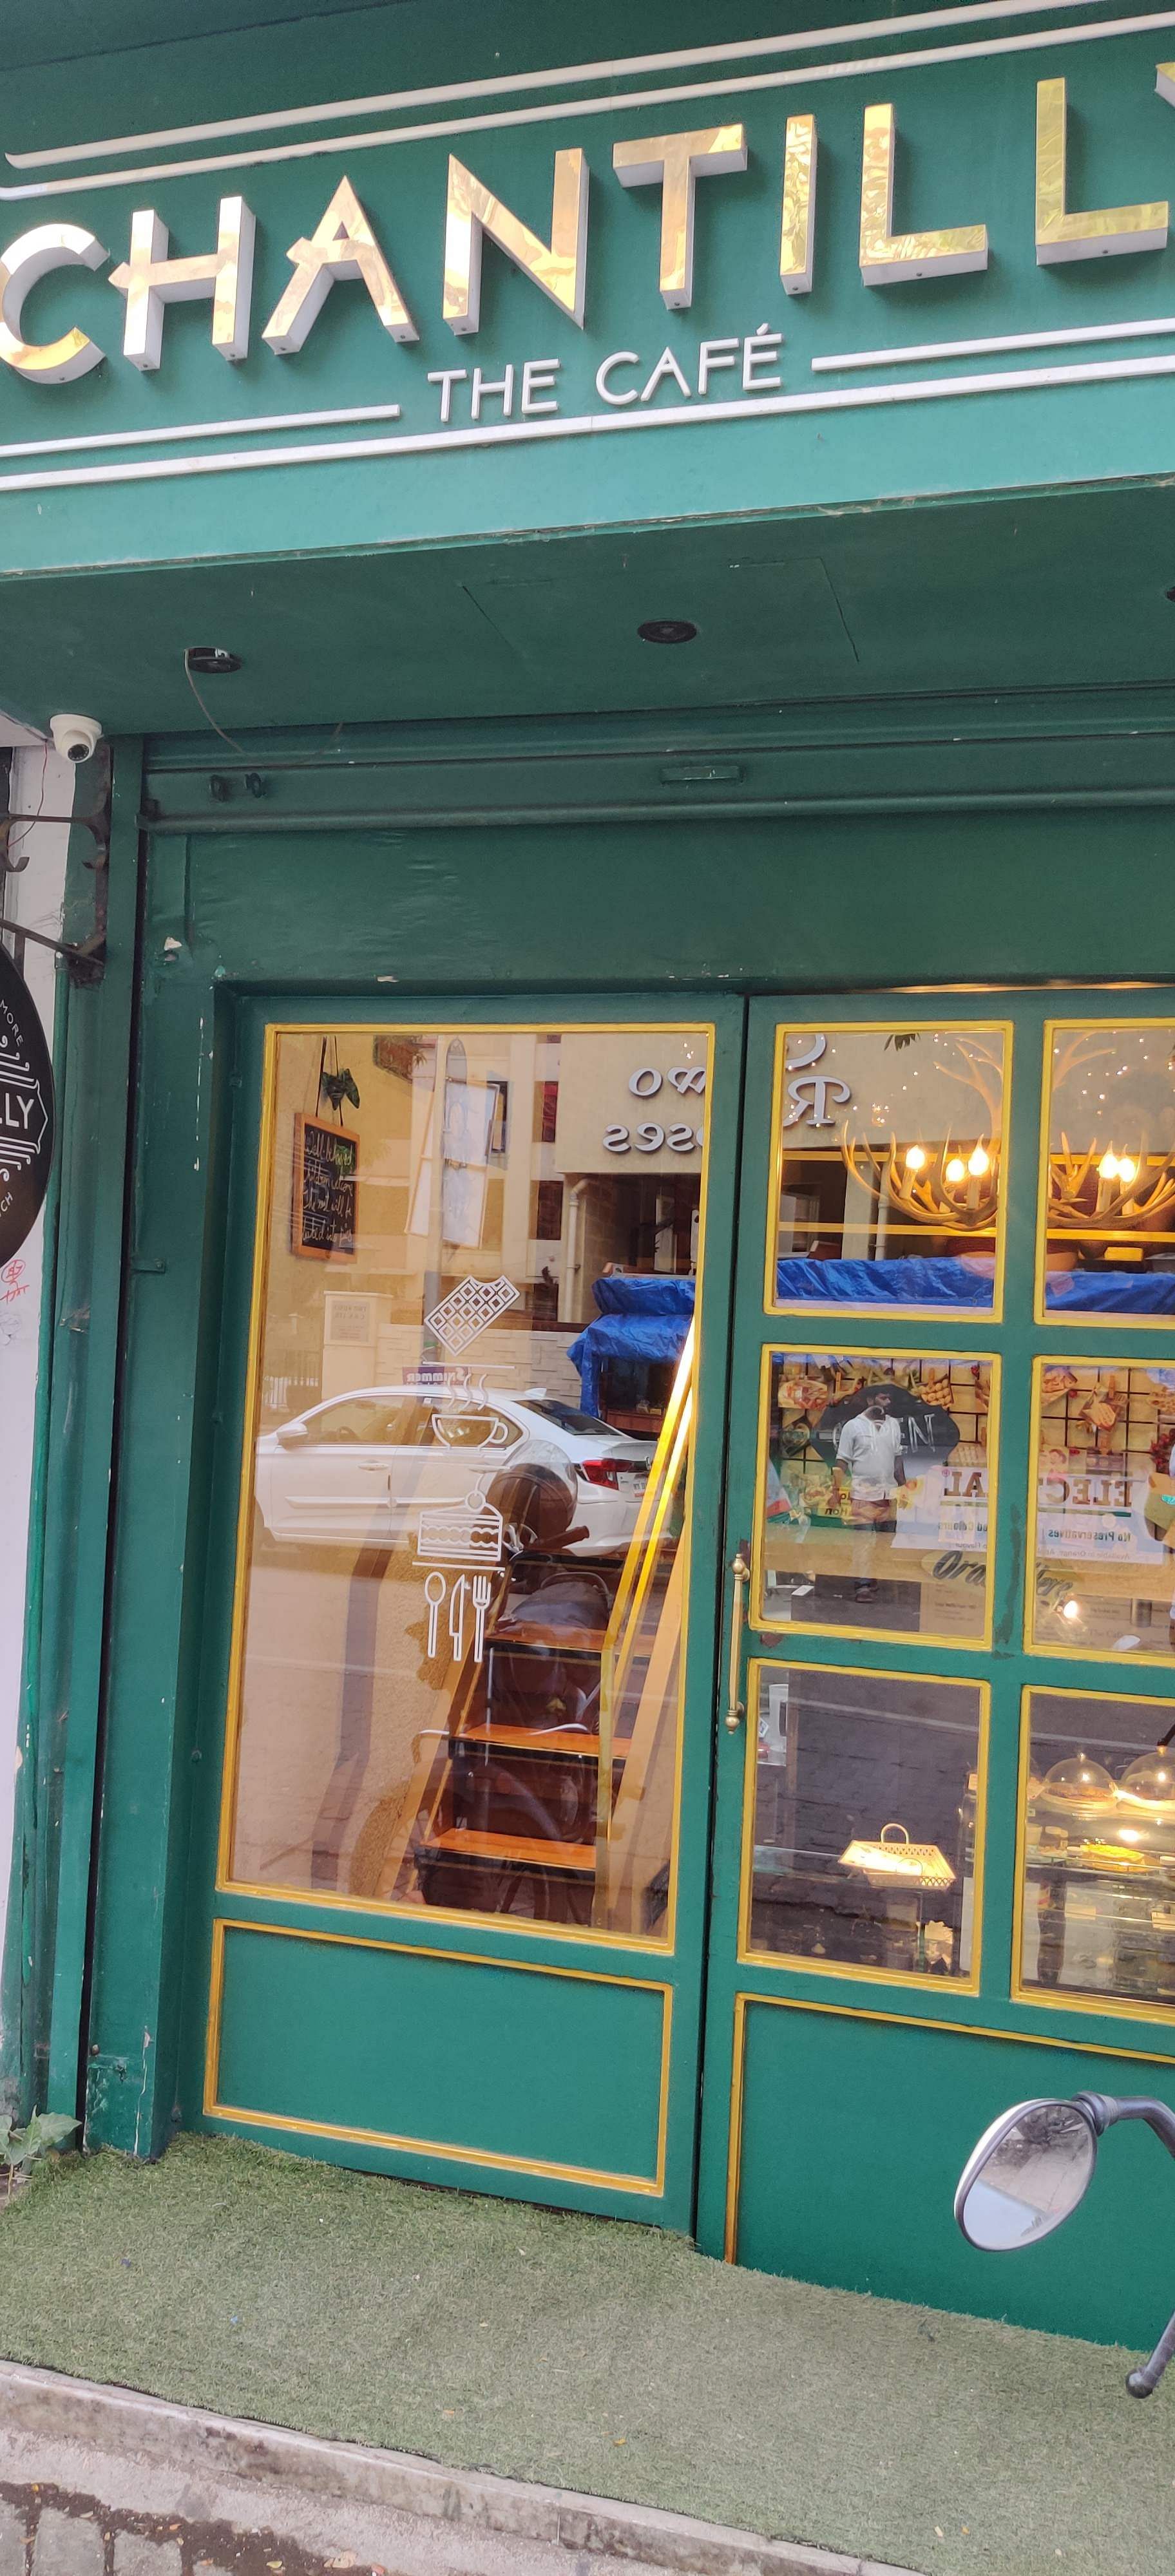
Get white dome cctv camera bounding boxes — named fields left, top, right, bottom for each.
left=49, top=713, right=102, bottom=764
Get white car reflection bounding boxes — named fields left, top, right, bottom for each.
left=254, top=1387, right=656, bottom=1557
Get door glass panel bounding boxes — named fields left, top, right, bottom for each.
left=1021, top=1688, right=1175, bottom=2009
left=747, top=1664, right=982, bottom=1980
left=758, top=1349, right=995, bottom=1642
left=770, top=1023, right=1006, bottom=1311
left=225, top=1024, right=711, bottom=1937
left=1043, top=1022, right=1175, bottom=1317
left=1031, top=1359, right=1175, bottom=1660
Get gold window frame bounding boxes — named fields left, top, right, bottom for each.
left=1024, top=1352, right=1175, bottom=1670
left=736, top=1656, right=989, bottom=1995
left=751, top=1341, right=1002, bottom=1654
left=1035, top=1015, right=1175, bottom=1330
left=215, top=1015, right=718, bottom=1955
left=1011, top=1680, right=1175, bottom=2031
left=764, top=1018, right=1013, bottom=1323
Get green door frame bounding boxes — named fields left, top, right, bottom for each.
left=696, top=989, right=1175, bottom=2342
left=61, top=708, right=1175, bottom=2332
left=95, top=980, right=746, bottom=2224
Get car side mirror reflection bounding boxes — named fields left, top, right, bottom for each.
left=275, top=1419, right=309, bottom=1447
left=955, top=2097, right=1098, bottom=2251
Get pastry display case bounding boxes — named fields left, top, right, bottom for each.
left=1020, top=1689, right=1175, bottom=2007
left=747, top=1663, right=982, bottom=1980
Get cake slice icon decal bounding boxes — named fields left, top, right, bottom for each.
left=416, top=1488, right=505, bottom=1569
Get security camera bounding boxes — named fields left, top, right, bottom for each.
left=50, top=713, right=102, bottom=764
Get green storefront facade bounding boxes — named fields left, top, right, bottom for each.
left=8, top=0, right=1175, bottom=2348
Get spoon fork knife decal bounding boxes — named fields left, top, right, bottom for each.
left=423, top=1569, right=446, bottom=1657
left=472, top=1571, right=493, bottom=1661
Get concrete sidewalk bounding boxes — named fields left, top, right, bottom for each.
left=0, top=2365, right=911, bottom=2576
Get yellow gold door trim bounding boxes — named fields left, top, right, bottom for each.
left=735, top=1657, right=989, bottom=1994
left=750, top=1341, right=1000, bottom=1654
left=763, top=1017, right=1013, bottom=1325
left=215, top=1015, right=717, bottom=1956
left=723, top=1984, right=1175, bottom=2262
left=205, top=1916, right=673, bottom=2195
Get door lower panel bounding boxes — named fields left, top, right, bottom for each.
left=208, top=1918, right=670, bottom=2192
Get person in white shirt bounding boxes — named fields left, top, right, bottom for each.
left=832, top=1390, right=906, bottom=1601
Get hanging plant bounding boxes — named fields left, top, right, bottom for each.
left=320, top=1066, right=360, bottom=1113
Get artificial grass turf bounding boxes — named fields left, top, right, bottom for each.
left=0, top=2137, right=1172, bottom=2576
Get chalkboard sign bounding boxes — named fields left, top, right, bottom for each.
left=0, top=944, right=55, bottom=1265
left=292, top=1112, right=359, bottom=1260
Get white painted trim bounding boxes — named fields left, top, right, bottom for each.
left=3, top=10, right=1174, bottom=200
left=812, top=313, right=1175, bottom=366
left=3, top=348, right=1175, bottom=494
left=0, top=399, right=403, bottom=462
left=0, top=752, right=76, bottom=2046
left=5, top=0, right=1104, bottom=168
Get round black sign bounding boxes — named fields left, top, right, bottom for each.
left=0, top=944, right=55, bottom=1265
left=812, top=1381, right=960, bottom=1473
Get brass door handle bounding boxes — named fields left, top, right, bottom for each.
left=725, top=1549, right=750, bottom=1731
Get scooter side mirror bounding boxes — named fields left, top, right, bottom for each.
left=955, top=2096, right=1098, bottom=2251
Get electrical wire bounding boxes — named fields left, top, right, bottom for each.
left=183, top=648, right=245, bottom=752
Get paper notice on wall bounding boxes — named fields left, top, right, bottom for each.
left=892, top=1464, right=989, bottom=1553
left=1036, top=1471, right=1164, bottom=1565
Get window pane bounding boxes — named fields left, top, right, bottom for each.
left=1044, top=1023, right=1175, bottom=1317
left=1022, top=1689, right=1175, bottom=2009
left=772, top=1024, right=1004, bottom=1311
left=1032, top=1359, right=1175, bottom=1658
left=229, top=1025, right=711, bottom=1940
left=749, top=1665, right=981, bottom=1978
left=759, top=1350, right=993, bottom=1643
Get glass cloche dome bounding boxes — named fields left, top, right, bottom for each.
left=1040, top=1751, right=1116, bottom=1806
left=1118, top=1749, right=1175, bottom=1808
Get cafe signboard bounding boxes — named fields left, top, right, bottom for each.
left=2, top=5, right=1175, bottom=561
left=0, top=945, right=53, bottom=1265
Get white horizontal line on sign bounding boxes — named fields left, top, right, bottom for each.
left=6, top=0, right=1102, bottom=168
left=3, top=10, right=1172, bottom=199
left=813, top=314, right=1175, bottom=368
left=3, top=350, right=1175, bottom=495
left=0, top=401, right=403, bottom=462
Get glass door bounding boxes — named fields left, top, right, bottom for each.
left=183, top=996, right=742, bottom=2224
left=698, top=990, right=1175, bottom=2300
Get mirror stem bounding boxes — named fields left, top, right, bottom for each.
left=1128, top=2304, right=1175, bottom=2400
left=1075, top=2097, right=1175, bottom=2394
left=1076, top=2092, right=1175, bottom=2161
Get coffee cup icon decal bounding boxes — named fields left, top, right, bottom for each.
left=430, top=1410, right=511, bottom=1450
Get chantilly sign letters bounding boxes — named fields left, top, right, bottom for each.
left=3, top=11, right=1175, bottom=492
left=0, top=946, right=54, bottom=1265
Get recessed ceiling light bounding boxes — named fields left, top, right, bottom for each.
left=185, top=645, right=242, bottom=675
left=637, top=618, right=698, bottom=645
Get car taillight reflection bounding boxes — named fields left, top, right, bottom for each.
left=578, top=1458, right=620, bottom=1489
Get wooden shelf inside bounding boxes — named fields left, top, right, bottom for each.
left=416, top=1826, right=596, bottom=1873
left=454, top=1723, right=604, bottom=1756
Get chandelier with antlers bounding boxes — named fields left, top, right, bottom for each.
left=838, top=1032, right=1002, bottom=1233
